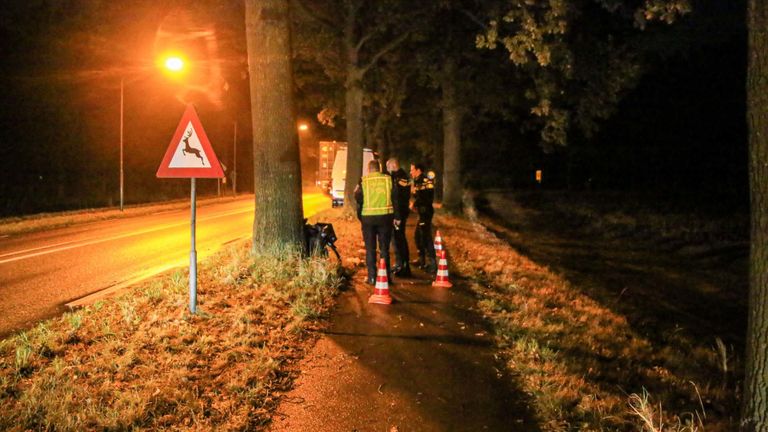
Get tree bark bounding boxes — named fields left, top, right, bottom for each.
left=744, top=0, right=768, bottom=429
left=342, top=1, right=365, bottom=213
left=245, top=0, right=304, bottom=253
left=344, top=71, right=365, bottom=212
left=441, top=59, right=462, bottom=213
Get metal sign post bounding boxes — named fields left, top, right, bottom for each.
left=189, top=178, right=197, bottom=313
left=157, top=104, right=224, bottom=315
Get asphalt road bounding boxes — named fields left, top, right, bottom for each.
left=0, top=193, right=330, bottom=338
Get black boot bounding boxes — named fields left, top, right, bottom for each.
left=424, top=259, right=437, bottom=275
left=395, top=264, right=412, bottom=277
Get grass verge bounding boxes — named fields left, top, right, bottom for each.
left=0, top=233, right=342, bottom=430
left=435, top=212, right=737, bottom=431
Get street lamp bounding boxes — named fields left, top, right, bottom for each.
left=119, top=55, right=186, bottom=211
left=164, top=56, right=184, bottom=72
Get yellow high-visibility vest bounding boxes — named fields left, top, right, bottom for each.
left=361, top=172, right=393, bottom=216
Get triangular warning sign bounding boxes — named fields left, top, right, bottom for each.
left=157, top=104, right=224, bottom=178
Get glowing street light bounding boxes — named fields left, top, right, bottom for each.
left=164, top=56, right=185, bottom=72
left=298, top=123, right=309, bottom=132
left=119, top=55, right=186, bottom=211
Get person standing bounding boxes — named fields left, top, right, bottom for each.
left=355, top=160, right=401, bottom=284
left=410, top=163, right=436, bottom=273
left=387, top=158, right=412, bottom=277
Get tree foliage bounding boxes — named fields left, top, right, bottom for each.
left=477, top=0, right=691, bottom=149
left=292, top=0, right=420, bottom=210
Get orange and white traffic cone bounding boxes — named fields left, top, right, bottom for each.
left=434, top=230, right=444, bottom=254
left=369, top=258, right=393, bottom=304
left=432, top=249, right=453, bottom=288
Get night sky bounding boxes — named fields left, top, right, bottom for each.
left=0, top=1, right=747, bottom=217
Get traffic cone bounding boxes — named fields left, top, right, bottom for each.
left=434, top=230, right=444, bottom=254
left=369, top=258, right=393, bottom=304
left=432, top=250, right=453, bottom=288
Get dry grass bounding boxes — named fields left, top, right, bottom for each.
left=435, top=212, right=737, bottom=431
left=525, top=191, right=747, bottom=246
left=0, top=227, right=342, bottom=431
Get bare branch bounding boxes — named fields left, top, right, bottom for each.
left=355, top=31, right=375, bottom=52
left=345, top=0, right=363, bottom=19
left=459, top=7, right=489, bottom=30
left=360, top=31, right=411, bottom=77
left=291, top=0, right=340, bottom=34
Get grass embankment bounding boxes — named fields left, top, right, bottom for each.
left=437, top=210, right=737, bottom=431
left=517, top=191, right=748, bottom=248
left=0, top=232, right=342, bottom=430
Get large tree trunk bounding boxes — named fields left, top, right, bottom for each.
left=441, top=59, right=462, bottom=213
left=343, top=70, right=365, bottom=213
left=245, top=0, right=304, bottom=253
left=743, top=0, right=768, bottom=429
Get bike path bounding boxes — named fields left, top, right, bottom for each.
left=268, top=229, right=539, bottom=431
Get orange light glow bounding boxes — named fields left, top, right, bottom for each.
left=298, top=123, right=309, bottom=131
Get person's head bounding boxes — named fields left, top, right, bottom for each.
left=386, top=158, right=399, bottom=174
left=368, top=160, right=381, bottom=174
left=410, top=163, right=425, bottom=178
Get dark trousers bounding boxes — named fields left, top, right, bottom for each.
left=393, top=213, right=409, bottom=268
left=414, top=214, right=436, bottom=267
left=362, top=220, right=393, bottom=280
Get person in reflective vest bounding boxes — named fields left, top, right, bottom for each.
left=354, top=160, right=401, bottom=284
left=410, top=162, right=436, bottom=274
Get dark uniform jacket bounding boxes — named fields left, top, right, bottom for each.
left=389, top=168, right=411, bottom=219
left=412, top=173, right=434, bottom=219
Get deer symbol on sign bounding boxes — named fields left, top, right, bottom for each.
left=181, top=128, right=206, bottom=166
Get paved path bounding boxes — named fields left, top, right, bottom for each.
left=269, top=239, right=539, bottom=431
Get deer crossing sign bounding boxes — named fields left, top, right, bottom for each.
left=156, top=104, right=224, bottom=178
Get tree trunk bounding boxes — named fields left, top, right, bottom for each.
left=441, top=59, right=462, bottom=213
left=343, top=69, right=365, bottom=213
left=744, top=0, right=768, bottom=429
left=245, top=0, right=304, bottom=253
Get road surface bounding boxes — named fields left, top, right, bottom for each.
left=0, top=193, right=330, bottom=338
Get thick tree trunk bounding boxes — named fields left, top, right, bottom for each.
left=343, top=71, right=365, bottom=213
left=743, top=1, right=768, bottom=429
left=441, top=59, right=462, bottom=213
left=245, top=0, right=304, bottom=253
left=340, top=2, right=364, bottom=213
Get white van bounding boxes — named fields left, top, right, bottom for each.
left=331, top=147, right=377, bottom=207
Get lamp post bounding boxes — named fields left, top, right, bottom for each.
left=120, top=78, right=124, bottom=211
left=233, top=120, right=237, bottom=196
left=119, top=55, right=185, bottom=211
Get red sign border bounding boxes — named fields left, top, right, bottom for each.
left=156, top=104, right=224, bottom=178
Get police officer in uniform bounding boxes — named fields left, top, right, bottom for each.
left=410, top=163, right=436, bottom=273
left=386, top=158, right=411, bottom=277
left=354, top=160, right=401, bottom=284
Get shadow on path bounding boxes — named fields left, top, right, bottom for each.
left=269, top=233, right=540, bottom=432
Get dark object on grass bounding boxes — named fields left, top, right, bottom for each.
left=303, top=219, right=340, bottom=260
